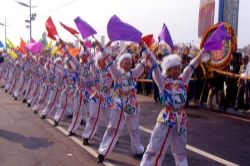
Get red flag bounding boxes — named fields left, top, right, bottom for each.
left=60, top=22, right=79, bottom=35
left=47, top=32, right=57, bottom=40
left=142, top=34, right=155, bottom=47
left=46, top=16, right=58, bottom=40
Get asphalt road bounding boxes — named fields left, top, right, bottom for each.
left=0, top=88, right=250, bottom=166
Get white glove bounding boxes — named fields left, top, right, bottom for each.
left=201, top=52, right=211, bottom=63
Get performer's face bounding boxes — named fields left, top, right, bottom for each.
left=121, top=58, right=132, bottom=72
left=167, top=65, right=181, bottom=79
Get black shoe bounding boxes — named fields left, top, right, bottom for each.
left=53, top=120, right=58, bottom=126
left=135, top=152, right=144, bottom=158
left=97, top=154, right=104, bottom=163
left=68, top=131, right=76, bottom=136
left=14, top=97, right=17, bottom=100
left=82, top=138, right=89, bottom=145
left=67, top=114, right=73, bottom=119
left=9, top=92, right=11, bottom=95
left=27, top=103, right=31, bottom=107
left=80, top=119, right=85, bottom=126
left=22, top=99, right=27, bottom=103
left=33, top=110, right=38, bottom=114
left=5, top=89, right=7, bottom=93
left=41, top=115, right=46, bottom=119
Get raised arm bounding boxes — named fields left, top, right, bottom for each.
left=104, top=48, right=120, bottom=80
left=131, top=49, right=149, bottom=78
left=149, top=53, right=165, bottom=92
left=181, top=49, right=207, bottom=85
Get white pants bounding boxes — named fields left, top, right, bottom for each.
left=41, top=87, right=61, bottom=117
left=27, top=82, right=39, bottom=105
left=9, top=75, right=18, bottom=94
left=82, top=97, right=110, bottom=139
left=24, top=78, right=34, bottom=100
left=140, top=123, right=188, bottom=166
left=5, top=72, right=14, bottom=92
left=98, top=106, right=144, bottom=157
left=32, top=86, right=49, bottom=112
left=68, top=90, right=90, bottom=134
left=54, top=88, right=74, bottom=123
left=14, top=77, right=25, bottom=98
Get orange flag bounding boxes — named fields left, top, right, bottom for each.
left=19, top=38, right=27, bottom=54
left=68, top=46, right=80, bottom=57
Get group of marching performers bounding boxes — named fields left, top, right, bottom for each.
left=0, top=40, right=209, bottom=166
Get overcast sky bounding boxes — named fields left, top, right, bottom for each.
left=0, top=0, right=249, bottom=48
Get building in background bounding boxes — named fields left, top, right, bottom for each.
left=218, top=0, right=239, bottom=36
left=198, top=0, right=216, bottom=38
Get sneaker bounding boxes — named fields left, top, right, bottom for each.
left=97, top=154, right=105, bottom=163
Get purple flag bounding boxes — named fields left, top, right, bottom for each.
left=107, top=15, right=142, bottom=43
left=158, top=23, right=174, bottom=49
left=26, top=41, right=44, bottom=55
left=204, top=23, right=231, bottom=51
left=74, top=16, right=97, bottom=39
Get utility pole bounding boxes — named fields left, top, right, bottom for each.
left=5, top=17, right=6, bottom=49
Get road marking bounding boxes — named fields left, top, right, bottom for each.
left=46, top=119, right=115, bottom=166
left=220, top=113, right=250, bottom=123
left=139, top=126, right=239, bottom=166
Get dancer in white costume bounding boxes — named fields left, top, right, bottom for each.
left=53, top=60, right=75, bottom=125
left=40, top=57, right=65, bottom=119
left=82, top=51, right=114, bottom=145
left=140, top=49, right=209, bottom=166
left=97, top=46, right=149, bottom=163
left=65, top=46, right=95, bottom=136
left=27, top=56, right=46, bottom=107
left=32, top=57, right=53, bottom=113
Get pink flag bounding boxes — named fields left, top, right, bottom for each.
left=26, top=42, right=44, bottom=54
left=84, top=40, right=92, bottom=48
left=31, top=37, right=36, bottom=43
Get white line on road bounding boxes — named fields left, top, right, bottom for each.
left=139, top=126, right=239, bottom=166
left=220, top=113, right=250, bottom=123
left=45, top=119, right=115, bottom=166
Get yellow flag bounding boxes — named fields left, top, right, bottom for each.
left=6, top=38, right=15, bottom=49
left=8, top=50, right=18, bottom=59
left=51, top=46, right=61, bottom=56
left=45, top=41, right=53, bottom=50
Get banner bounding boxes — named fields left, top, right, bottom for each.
left=198, top=0, right=215, bottom=37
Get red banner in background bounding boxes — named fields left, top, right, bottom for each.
left=198, top=0, right=215, bottom=38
